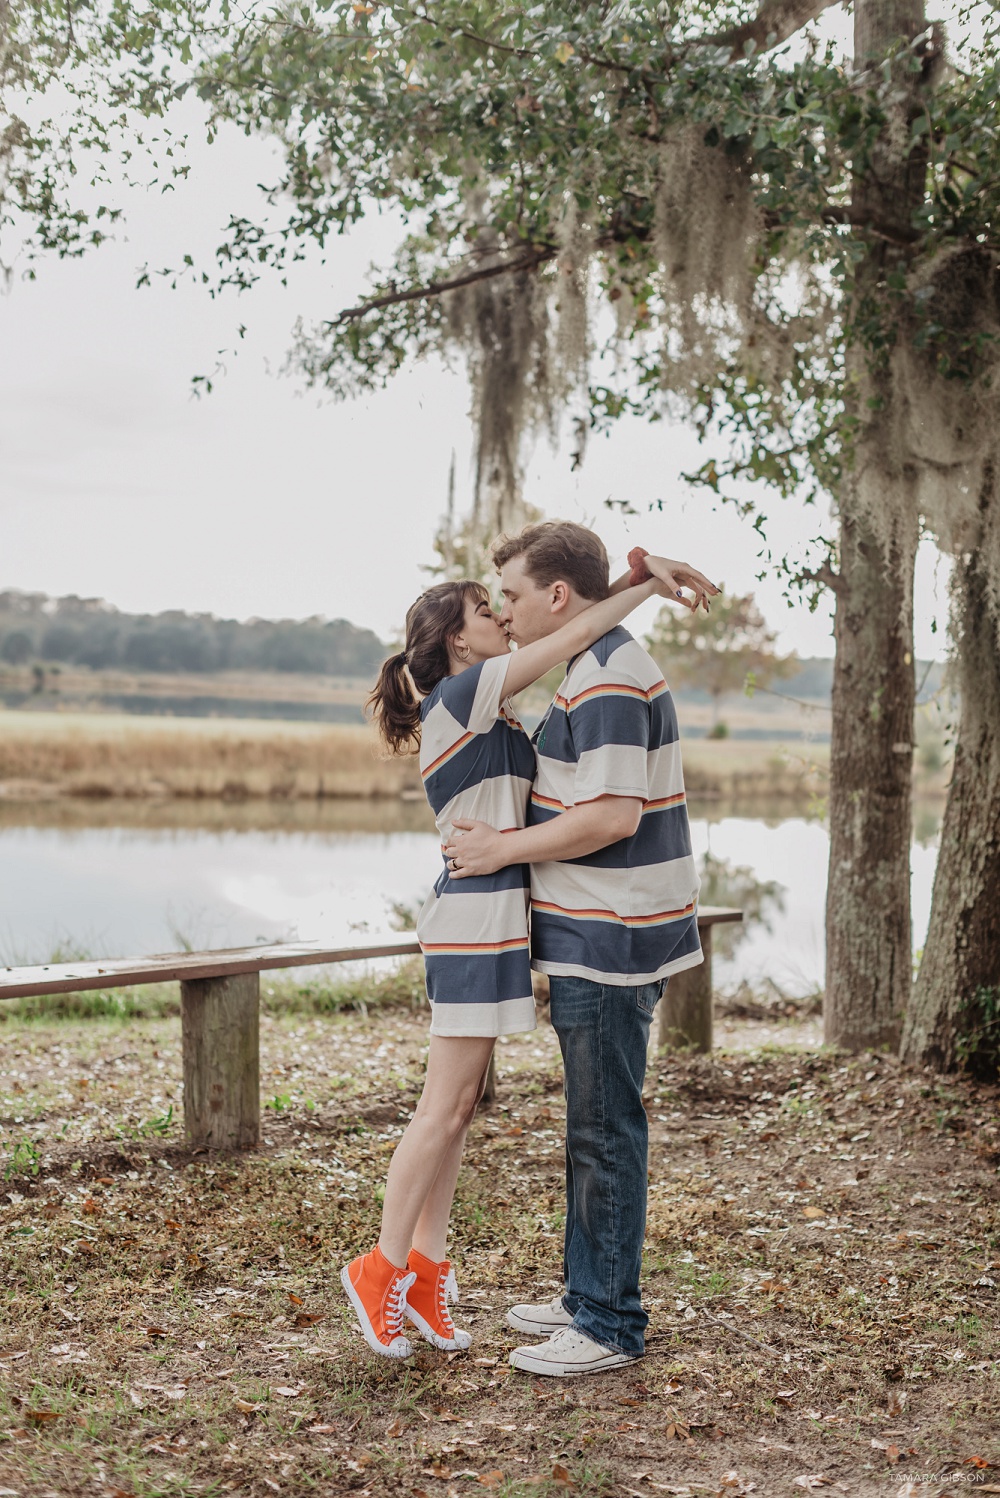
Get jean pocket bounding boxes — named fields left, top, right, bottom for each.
left=635, top=981, right=662, bottom=1018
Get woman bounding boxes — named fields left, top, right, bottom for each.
left=341, top=550, right=710, bottom=1361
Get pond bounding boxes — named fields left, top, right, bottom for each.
left=0, top=798, right=942, bottom=999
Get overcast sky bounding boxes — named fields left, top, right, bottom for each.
left=2, top=95, right=950, bottom=658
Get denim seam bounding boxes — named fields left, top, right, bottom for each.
left=599, top=984, right=618, bottom=1320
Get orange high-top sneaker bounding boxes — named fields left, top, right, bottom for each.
left=341, top=1244, right=416, bottom=1359
left=405, top=1248, right=473, bottom=1351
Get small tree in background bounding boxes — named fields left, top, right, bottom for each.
left=647, top=591, right=796, bottom=732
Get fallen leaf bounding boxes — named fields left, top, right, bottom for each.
left=145, top=1326, right=168, bottom=1339
left=433, top=1408, right=461, bottom=1422
left=423, top=1462, right=452, bottom=1480
left=306, top=1423, right=337, bottom=1434
left=129, top=1391, right=143, bottom=1409
left=96, top=1177, right=114, bottom=1186
left=164, top=1219, right=182, bottom=1232
left=552, top=1465, right=576, bottom=1488
left=386, top=1416, right=406, bottom=1437
left=293, top=1312, right=325, bottom=1328
left=82, top=1199, right=99, bottom=1215
left=802, top=1207, right=825, bottom=1219
left=478, top=1475, right=504, bottom=1489
left=234, top=1399, right=262, bottom=1414
left=288, top=1292, right=303, bottom=1306
left=773, top=1389, right=796, bottom=1404
left=474, top=1357, right=498, bottom=1368
left=25, top=1409, right=60, bottom=1424
left=792, top=1479, right=832, bottom=1491
left=272, top=1385, right=305, bottom=1398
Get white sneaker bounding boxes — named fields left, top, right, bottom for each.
left=509, top=1326, right=635, bottom=1377
left=506, top=1293, right=574, bottom=1336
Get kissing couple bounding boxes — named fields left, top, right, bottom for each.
left=342, top=519, right=716, bottom=1377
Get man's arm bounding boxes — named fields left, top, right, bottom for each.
left=443, top=796, right=643, bottom=878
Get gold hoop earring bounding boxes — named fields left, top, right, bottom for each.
left=456, top=642, right=471, bottom=662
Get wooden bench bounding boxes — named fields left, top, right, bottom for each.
left=0, top=909, right=739, bottom=1150
left=0, top=939, right=422, bottom=1151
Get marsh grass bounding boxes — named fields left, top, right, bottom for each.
left=0, top=714, right=418, bottom=800
left=0, top=711, right=840, bottom=802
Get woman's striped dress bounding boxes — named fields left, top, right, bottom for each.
left=416, top=654, right=537, bottom=1037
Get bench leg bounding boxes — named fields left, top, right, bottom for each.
left=658, top=928, right=713, bottom=1053
left=181, top=972, right=260, bottom=1148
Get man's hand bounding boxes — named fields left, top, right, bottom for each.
left=445, top=797, right=643, bottom=875
left=443, top=819, right=507, bottom=878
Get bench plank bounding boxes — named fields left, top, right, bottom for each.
left=0, top=939, right=422, bottom=1000
left=0, top=910, right=741, bottom=1001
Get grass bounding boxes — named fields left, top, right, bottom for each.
left=0, top=713, right=418, bottom=801
left=0, top=998, right=997, bottom=1496
left=0, top=710, right=837, bottom=804
left=0, top=958, right=428, bottom=1025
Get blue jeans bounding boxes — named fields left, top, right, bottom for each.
left=548, top=974, right=665, bottom=1359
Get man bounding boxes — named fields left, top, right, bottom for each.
left=444, top=521, right=714, bottom=1377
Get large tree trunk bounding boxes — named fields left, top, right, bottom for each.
left=824, top=0, right=926, bottom=1051
left=901, top=464, right=1000, bottom=1073
left=825, top=479, right=917, bottom=1051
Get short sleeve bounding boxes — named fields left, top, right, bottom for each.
left=565, top=666, right=651, bottom=805
left=437, top=653, right=510, bottom=736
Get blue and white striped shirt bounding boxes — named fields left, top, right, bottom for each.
left=528, top=626, right=703, bottom=986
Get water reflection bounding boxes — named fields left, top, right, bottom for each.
left=0, top=795, right=942, bottom=998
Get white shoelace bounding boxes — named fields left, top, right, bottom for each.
left=437, top=1268, right=459, bottom=1330
left=386, top=1274, right=412, bottom=1337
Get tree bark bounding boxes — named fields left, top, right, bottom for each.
left=901, top=463, right=1000, bottom=1072
left=824, top=0, right=927, bottom=1052
left=825, top=495, right=916, bottom=1051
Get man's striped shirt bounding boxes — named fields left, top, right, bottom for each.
left=528, top=625, right=702, bottom=986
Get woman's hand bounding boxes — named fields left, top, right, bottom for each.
left=644, top=554, right=720, bottom=613
left=443, top=819, right=508, bottom=878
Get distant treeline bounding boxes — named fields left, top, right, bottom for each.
left=0, top=591, right=388, bottom=677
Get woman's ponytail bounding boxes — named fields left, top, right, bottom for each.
left=367, top=651, right=422, bottom=756
left=367, top=579, right=490, bottom=756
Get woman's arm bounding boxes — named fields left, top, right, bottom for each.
left=499, top=578, right=660, bottom=700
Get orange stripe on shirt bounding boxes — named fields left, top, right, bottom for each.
left=643, top=791, right=687, bottom=812
left=421, top=730, right=475, bottom=780
left=530, top=898, right=696, bottom=927
left=420, top=937, right=530, bottom=954
left=555, top=682, right=650, bottom=711
left=530, top=791, right=568, bottom=812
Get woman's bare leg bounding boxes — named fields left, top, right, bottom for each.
left=377, top=1036, right=494, bottom=1269
left=410, top=1051, right=494, bottom=1262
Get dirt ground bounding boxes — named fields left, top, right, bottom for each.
left=1, top=998, right=998, bottom=1498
